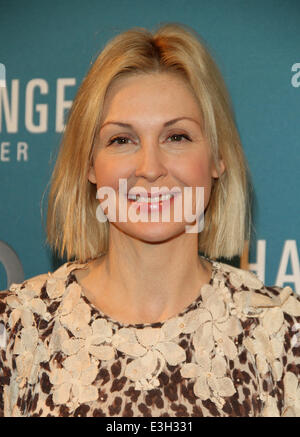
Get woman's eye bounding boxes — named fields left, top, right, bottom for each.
left=167, top=134, right=191, bottom=142
left=108, top=136, right=132, bottom=146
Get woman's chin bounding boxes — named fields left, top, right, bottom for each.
left=111, top=221, right=187, bottom=243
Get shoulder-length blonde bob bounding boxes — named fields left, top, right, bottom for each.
left=46, top=22, right=253, bottom=263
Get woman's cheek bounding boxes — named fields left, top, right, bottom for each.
left=94, top=159, right=122, bottom=189
left=177, top=159, right=213, bottom=212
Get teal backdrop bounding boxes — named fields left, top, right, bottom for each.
left=0, top=0, right=299, bottom=293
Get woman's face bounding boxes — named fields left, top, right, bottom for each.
left=89, top=72, right=225, bottom=243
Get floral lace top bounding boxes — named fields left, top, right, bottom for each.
left=0, top=257, right=300, bottom=417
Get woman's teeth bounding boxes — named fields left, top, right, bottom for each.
left=127, top=193, right=174, bottom=203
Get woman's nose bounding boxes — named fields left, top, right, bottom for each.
left=134, top=143, right=168, bottom=182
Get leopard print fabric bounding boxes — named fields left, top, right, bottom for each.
left=0, top=257, right=299, bottom=417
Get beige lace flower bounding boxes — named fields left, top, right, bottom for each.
left=226, top=267, right=274, bottom=321
left=243, top=325, right=282, bottom=381
left=181, top=349, right=236, bottom=407
left=52, top=262, right=88, bottom=280
left=6, top=287, right=50, bottom=328
left=61, top=317, right=115, bottom=361
left=13, top=326, right=49, bottom=388
left=112, top=322, right=187, bottom=390
left=280, top=290, right=300, bottom=316
left=48, top=278, right=116, bottom=362
left=50, top=350, right=98, bottom=405
left=58, top=282, right=91, bottom=338
left=228, top=269, right=264, bottom=290
left=243, top=287, right=300, bottom=381
left=194, top=284, right=242, bottom=359
left=3, top=281, right=51, bottom=389
left=46, top=276, right=67, bottom=299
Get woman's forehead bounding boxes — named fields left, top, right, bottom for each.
left=106, top=72, right=193, bottom=104
left=101, top=72, right=202, bottom=122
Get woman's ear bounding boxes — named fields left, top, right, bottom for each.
left=212, top=158, right=226, bottom=179
left=88, top=165, right=97, bottom=184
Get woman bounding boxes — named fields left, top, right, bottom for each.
left=1, top=23, right=299, bottom=417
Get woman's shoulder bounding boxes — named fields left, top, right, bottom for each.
left=0, top=260, right=88, bottom=325
left=216, top=259, right=300, bottom=314
left=214, top=259, right=300, bottom=350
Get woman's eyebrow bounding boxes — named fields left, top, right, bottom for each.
left=99, top=117, right=201, bottom=132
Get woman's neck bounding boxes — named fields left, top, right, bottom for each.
left=74, top=231, right=212, bottom=324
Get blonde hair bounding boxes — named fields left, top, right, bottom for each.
left=45, top=22, right=253, bottom=262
